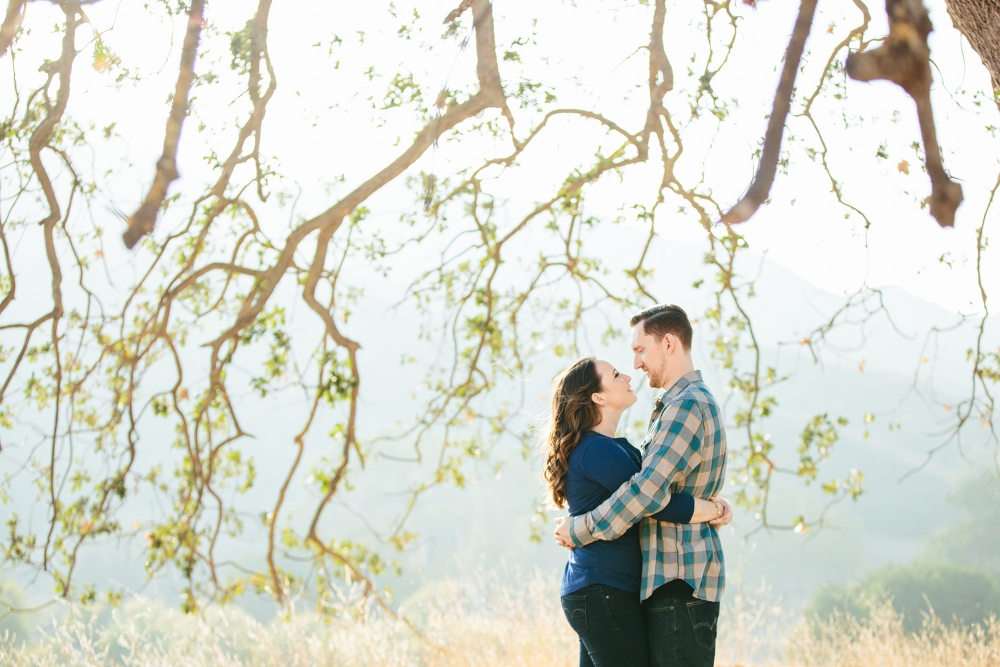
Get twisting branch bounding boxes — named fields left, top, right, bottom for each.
left=723, top=0, right=818, bottom=224
left=209, top=0, right=508, bottom=353
left=795, top=0, right=874, bottom=231
left=846, top=0, right=963, bottom=227
left=900, top=172, right=998, bottom=481
left=122, top=0, right=205, bottom=248
left=24, top=1, right=79, bottom=576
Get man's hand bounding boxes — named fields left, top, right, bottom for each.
left=554, top=516, right=574, bottom=549
left=709, top=496, right=733, bottom=526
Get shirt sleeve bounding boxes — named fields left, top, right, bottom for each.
left=581, top=438, right=695, bottom=524
left=569, top=399, right=705, bottom=546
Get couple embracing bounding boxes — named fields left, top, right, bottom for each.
left=544, top=304, right=732, bottom=667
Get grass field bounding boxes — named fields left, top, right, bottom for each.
left=1, top=572, right=996, bottom=666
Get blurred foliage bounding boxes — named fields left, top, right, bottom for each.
left=920, top=473, right=1000, bottom=573
left=806, top=561, right=1000, bottom=632
left=0, top=576, right=31, bottom=641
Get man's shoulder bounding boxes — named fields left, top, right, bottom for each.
left=654, top=383, right=722, bottom=435
left=676, top=381, right=719, bottom=413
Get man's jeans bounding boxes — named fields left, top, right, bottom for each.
left=641, top=580, right=720, bottom=667
left=561, top=584, right=649, bottom=667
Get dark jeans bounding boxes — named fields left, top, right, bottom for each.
left=641, top=580, right=720, bottom=667
left=561, top=584, right=649, bottom=667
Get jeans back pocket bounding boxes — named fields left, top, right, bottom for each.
left=561, top=593, right=589, bottom=635
left=685, top=599, right=719, bottom=649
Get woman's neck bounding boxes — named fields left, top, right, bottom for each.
left=591, top=408, right=623, bottom=439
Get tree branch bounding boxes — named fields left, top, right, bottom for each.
left=0, top=0, right=25, bottom=57
left=723, top=0, right=818, bottom=224
left=210, top=0, right=508, bottom=351
left=443, top=0, right=475, bottom=25
left=846, top=0, right=963, bottom=227
left=122, top=0, right=205, bottom=248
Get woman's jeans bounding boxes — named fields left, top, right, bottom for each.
left=561, top=584, right=649, bottom=667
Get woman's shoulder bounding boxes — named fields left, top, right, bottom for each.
left=582, top=431, right=633, bottom=446
left=575, top=430, right=607, bottom=448
left=572, top=431, right=625, bottom=459
left=568, top=431, right=600, bottom=461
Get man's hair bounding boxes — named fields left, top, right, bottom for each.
left=630, top=304, right=693, bottom=350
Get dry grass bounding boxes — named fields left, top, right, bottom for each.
left=787, top=603, right=1000, bottom=667
left=0, top=572, right=995, bottom=666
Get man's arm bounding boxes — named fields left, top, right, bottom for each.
left=568, top=399, right=705, bottom=547
left=582, top=440, right=696, bottom=523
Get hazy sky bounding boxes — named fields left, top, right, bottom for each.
left=3, top=0, right=996, bottom=317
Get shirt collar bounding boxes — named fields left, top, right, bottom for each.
left=654, top=370, right=704, bottom=406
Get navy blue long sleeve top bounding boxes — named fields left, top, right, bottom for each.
left=560, top=431, right=695, bottom=596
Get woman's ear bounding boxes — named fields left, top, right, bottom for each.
left=591, top=392, right=605, bottom=406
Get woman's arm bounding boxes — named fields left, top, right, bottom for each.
left=686, top=496, right=734, bottom=525
left=648, top=492, right=695, bottom=523
left=690, top=497, right=722, bottom=523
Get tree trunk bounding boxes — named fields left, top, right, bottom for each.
left=945, top=0, right=1000, bottom=93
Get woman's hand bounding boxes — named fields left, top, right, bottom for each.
left=554, top=516, right=575, bottom=549
left=708, top=497, right=734, bottom=526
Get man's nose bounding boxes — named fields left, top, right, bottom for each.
left=633, top=354, right=642, bottom=369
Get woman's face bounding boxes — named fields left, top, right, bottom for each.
left=593, top=360, right=639, bottom=411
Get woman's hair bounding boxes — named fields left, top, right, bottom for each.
left=542, top=356, right=603, bottom=509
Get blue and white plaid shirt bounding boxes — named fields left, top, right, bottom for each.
left=568, top=370, right=728, bottom=602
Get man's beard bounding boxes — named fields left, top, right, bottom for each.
left=645, top=361, right=667, bottom=388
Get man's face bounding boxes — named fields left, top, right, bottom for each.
left=631, top=322, right=668, bottom=389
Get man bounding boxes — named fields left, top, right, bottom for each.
left=554, top=304, right=728, bottom=667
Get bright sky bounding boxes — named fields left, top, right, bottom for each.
left=2, top=0, right=996, bottom=316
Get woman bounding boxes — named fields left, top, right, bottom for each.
left=543, top=356, right=731, bottom=667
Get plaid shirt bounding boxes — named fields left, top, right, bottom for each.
left=568, top=370, right=727, bottom=602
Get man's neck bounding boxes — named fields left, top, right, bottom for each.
left=658, top=358, right=696, bottom=392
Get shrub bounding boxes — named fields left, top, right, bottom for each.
left=806, top=561, right=1000, bottom=632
